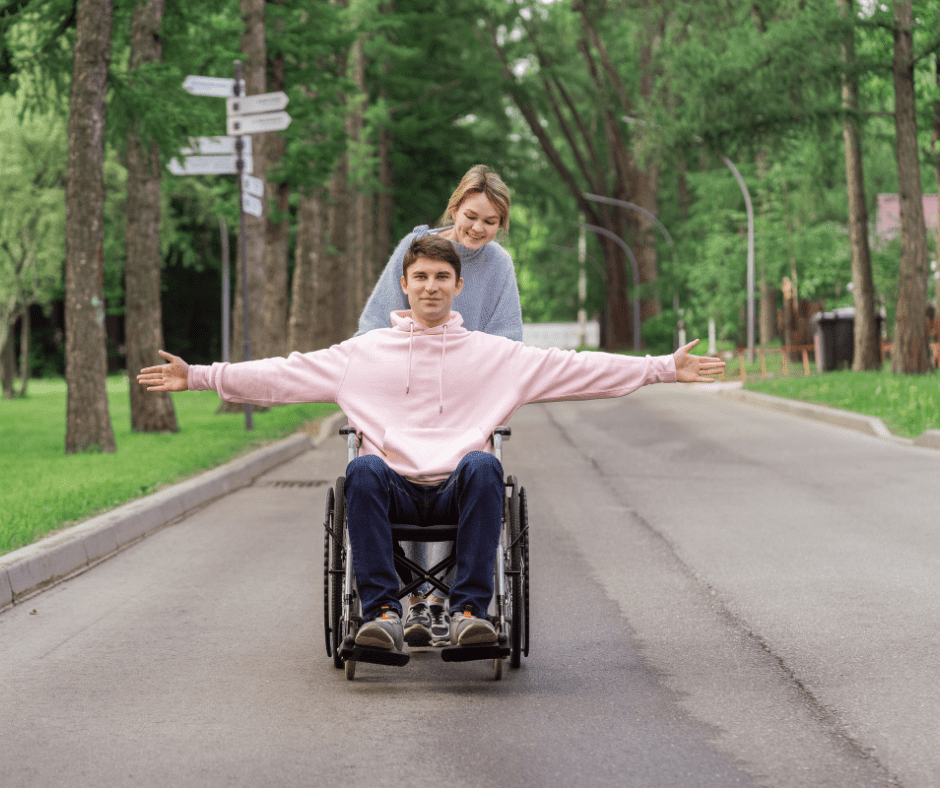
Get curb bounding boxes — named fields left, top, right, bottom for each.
left=0, top=409, right=346, bottom=612
left=711, top=387, right=926, bottom=443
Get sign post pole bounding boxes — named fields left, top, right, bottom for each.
left=234, top=60, right=252, bottom=431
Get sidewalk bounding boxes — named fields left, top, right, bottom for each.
left=0, top=410, right=347, bottom=613
left=695, top=381, right=940, bottom=450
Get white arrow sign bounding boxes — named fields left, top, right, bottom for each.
left=179, top=136, right=251, bottom=156
left=168, top=154, right=253, bottom=176
left=241, top=173, right=264, bottom=198
left=182, top=75, right=246, bottom=97
left=227, top=111, right=291, bottom=136
left=242, top=193, right=263, bottom=218
left=226, top=91, right=289, bottom=116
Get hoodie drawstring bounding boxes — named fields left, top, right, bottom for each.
left=439, top=324, right=447, bottom=414
left=406, top=323, right=414, bottom=394
left=401, top=317, right=448, bottom=414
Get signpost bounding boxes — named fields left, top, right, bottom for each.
left=172, top=65, right=293, bottom=430
left=183, top=75, right=245, bottom=97
left=168, top=154, right=253, bottom=176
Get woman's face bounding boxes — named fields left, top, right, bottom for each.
left=451, top=192, right=503, bottom=250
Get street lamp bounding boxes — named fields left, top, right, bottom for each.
left=583, top=192, right=683, bottom=350
left=623, top=116, right=756, bottom=362
left=580, top=223, right=641, bottom=350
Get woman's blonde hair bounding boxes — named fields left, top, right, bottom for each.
left=439, top=164, right=511, bottom=236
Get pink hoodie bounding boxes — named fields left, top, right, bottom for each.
left=189, top=311, right=677, bottom=484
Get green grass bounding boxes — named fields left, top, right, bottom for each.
left=0, top=376, right=338, bottom=555
left=744, top=368, right=940, bottom=439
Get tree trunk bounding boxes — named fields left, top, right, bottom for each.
left=17, top=302, right=30, bottom=397
left=932, top=37, right=940, bottom=348
left=1, top=318, right=14, bottom=398
left=289, top=188, right=325, bottom=352
left=231, top=0, right=268, bottom=367
left=345, top=35, right=369, bottom=335
left=260, top=7, right=289, bottom=361
left=890, top=0, right=931, bottom=373
left=126, top=0, right=178, bottom=432
left=324, top=155, right=350, bottom=346
left=755, top=150, right=776, bottom=345
left=64, top=0, right=116, bottom=453
left=837, top=0, right=880, bottom=370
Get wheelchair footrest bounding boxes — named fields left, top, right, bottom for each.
left=439, top=643, right=511, bottom=663
left=339, top=637, right=410, bottom=667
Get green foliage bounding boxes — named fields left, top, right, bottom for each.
left=0, top=91, right=66, bottom=348
left=745, top=367, right=939, bottom=439
left=0, top=374, right=338, bottom=554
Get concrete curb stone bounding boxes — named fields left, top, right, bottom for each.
left=711, top=387, right=929, bottom=443
left=913, top=429, right=940, bottom=449
left=0, top=409, right=346, bottom=611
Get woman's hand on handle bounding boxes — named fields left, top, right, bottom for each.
left=137, top=350, right=190, bottom=392
left=673, top=339, right=726, bottom=383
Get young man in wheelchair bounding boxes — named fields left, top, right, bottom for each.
left=138, top=235, right=724, bottom=652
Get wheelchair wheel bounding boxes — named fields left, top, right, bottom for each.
left=330, top=477, right=346, bottom=669
left=323, top=486, right=335, bottom=658
left=520, top=486, right=530, bottom=658
left=507, top=477, right=525, bottom=669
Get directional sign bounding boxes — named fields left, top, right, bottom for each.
left=168, top=154, right=253, bottom=176
left=227, top=111, right=291, bottom=136
left=241, top=173, right=264, bottom=198
left=226, top=91, right=289, bottom=116
left=242, top=193, right=263, bottom=218
left=179, top=136, right=251, bottom=156
left=183, top=75, right=245, bottom=97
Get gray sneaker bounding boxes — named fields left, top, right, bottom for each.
left=450, top=606, right=497, bottom=646
left=404, top=601, right=432, bottom=647
left=355, top=607, right=404, bottom=651
left=429, top=603, right=451, bottom=647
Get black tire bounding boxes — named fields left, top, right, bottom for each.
left=330, top=477, right=346, bottom=669
left=323, top=486, right=335, bottom=658
left=507, top=477, right=524, bottom=669
left=520, top=486, right=530, bottom=658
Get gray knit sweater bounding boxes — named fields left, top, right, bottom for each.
left=355, top=225, right=523, bottom=341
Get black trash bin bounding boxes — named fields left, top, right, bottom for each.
left=811, top=307, right=882, bottom=371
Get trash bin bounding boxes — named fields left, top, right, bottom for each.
left=811, top=307, right=882, bottom=371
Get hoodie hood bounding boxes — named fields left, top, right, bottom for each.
left=391, top=310, right=466, bottom=413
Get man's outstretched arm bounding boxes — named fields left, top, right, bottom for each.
left=673, top=339, right=726, bottom=383
left=137, top=350, right=189, bottom=392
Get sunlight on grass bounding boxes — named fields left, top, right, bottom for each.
left=0, top=376, right=338, bottom=555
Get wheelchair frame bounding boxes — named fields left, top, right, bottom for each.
left=322, top=426, right=530, bottom=681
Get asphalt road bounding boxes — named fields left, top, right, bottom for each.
left=2, top=386, right=937, bottom=787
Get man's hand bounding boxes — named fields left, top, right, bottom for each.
left=137, top=350, right=190, bottom=392
left=674, top=339, right=726, bottom=383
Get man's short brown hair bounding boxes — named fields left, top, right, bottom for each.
left=402, top=235, right=462, bottom=280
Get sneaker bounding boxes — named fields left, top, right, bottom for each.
left=450, top=605, right=497, bottom=646
left=429, top=603, right=451, bottom=647
left=355, top=607, right=404, bottom=651
left=403, top=600, right=433, bottom=647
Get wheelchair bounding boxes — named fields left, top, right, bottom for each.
left=322, top=425, right=530, bottom=680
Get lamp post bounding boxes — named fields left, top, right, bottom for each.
left=581, top=223, right=641, bottom=350
left=623, top=116, right=755, bottom=362
left=583, top=192, right=683, bottom=350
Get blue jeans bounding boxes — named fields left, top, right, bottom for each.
left=343, top=452, right=503, bottom=622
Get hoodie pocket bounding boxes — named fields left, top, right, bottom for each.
left=381, top=427, right=486, bottom=477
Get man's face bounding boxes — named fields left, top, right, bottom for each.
left=401, top=256, right=464, bottom=328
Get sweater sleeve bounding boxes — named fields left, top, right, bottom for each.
left=187, top=344, right=354, bottom=407
left=354, top=230, right=418, bottom=336
left=479, top=247, right=524, bottom=341
left=509, top=344, right=677, bottom=405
